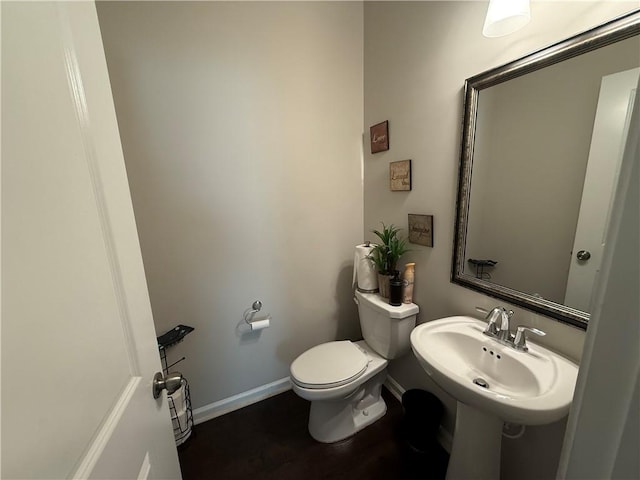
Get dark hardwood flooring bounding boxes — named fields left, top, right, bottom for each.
left=178, top=387, right=448, bottom=480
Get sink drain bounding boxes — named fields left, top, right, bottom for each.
left=473, top=377, right=489, bottom=389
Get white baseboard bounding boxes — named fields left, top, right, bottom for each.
left=384, top=375, right=405, bottom=402
left=385, top=375, right=453, bottom=453
left=192, top=377, right=292, bottom=425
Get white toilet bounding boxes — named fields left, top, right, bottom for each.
left=290, top=290, right=419, bottom=443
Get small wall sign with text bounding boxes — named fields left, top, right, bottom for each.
left=408, top=214, right=433, bottom=247
left=370, top=120, right=389, bottom=153
left=390, top=159, right=411, bottom=191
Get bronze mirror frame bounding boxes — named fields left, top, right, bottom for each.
left=452, top=10, right=640, bottom=330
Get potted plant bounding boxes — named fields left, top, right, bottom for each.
left=369, top=223, right=409, bottom=298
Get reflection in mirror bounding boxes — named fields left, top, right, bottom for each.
left=467, top=40, right=639, bottom=308
left=453, top=11, right=640, bottom=329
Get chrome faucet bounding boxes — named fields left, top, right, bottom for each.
left=481, top=307, right=549, bottom=353
left=484, top=307, right=503, bottom=336
left=483, top=307, right=514, bottom=341
left=482, top=306, right=546, bottom=351
left=498, top=309, right=514, bottom=342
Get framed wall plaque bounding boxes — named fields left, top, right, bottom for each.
left=370, top=120, right=389, bottom=153
left=390, top=159, right=411, bottom=191
left=408, top=214, right=433, bottom=247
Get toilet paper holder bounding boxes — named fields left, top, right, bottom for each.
left=244, top=300, right=262, bottom=323
left=243, top=300, right=271, bottom=331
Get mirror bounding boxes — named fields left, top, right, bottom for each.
left=453, top=11, right=640, bottom=329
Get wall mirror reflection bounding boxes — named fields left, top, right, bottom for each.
left=453, top=11, right=640, bottom=329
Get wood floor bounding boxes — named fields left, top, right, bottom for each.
left=178, top=387, right=449, bottom=480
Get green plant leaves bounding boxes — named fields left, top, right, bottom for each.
left=368, top=222, right=410, bottom=274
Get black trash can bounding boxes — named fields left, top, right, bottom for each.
left=401, top=389, right=444, bottom=453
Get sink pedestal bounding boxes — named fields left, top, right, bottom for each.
left=446, top=402, right=503, bottom=480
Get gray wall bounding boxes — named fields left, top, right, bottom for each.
left=97, top=1, right=364, bottom=409
left=363, top=2, right=638, bottom=480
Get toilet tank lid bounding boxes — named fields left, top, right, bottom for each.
left=355, top=291, right=419, bottom=318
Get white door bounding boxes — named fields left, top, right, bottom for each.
left=557, top=60, right=640, bottom=480
left=2, top=2, right=182, bottom=479
left=564, top=67, right=639, bottom=311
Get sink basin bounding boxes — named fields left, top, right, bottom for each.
left=410, top=316, right=579, bottom=425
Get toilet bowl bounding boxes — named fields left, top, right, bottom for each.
left=290, top=291, right=418, bottom=443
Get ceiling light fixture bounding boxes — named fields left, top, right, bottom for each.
left=483, top=0, right=531, bottom=38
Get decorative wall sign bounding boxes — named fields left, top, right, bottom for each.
left=370, top=120, right=389, bottom=153
left=390, top=159, right=411, bottom=191
left=408, top=214, right=434, bottom=247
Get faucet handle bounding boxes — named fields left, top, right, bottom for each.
left=513, top=325, right=546, bottom=352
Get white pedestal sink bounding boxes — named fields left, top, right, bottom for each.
left=410, top=316, right=579, bottom=480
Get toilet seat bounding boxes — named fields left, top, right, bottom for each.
left=290, top=341, right=369, bottom=389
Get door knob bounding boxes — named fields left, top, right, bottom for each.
left=152, top=371, right=183, bottom=399
left=576, top=250, right=591, bottom=261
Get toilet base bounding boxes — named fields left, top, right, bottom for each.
left=308, top=370, right=387, bottom=443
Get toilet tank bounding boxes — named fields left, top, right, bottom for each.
left=354, top=291, right=419, bottom=359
